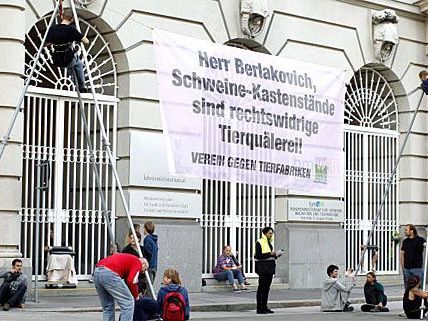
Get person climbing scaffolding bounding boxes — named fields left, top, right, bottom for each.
left=46, top=10, right=89, bottom=93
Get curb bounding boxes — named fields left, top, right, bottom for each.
left=23, top=295, right=403, bottom=313
left=191, top=295, right=402, bottom=312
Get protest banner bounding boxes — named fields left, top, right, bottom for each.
left=153, top=30, right=346, bottom=197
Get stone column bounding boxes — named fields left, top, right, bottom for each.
left=0, top=0, right=25, bottom=259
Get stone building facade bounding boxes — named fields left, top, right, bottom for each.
left=0, top=0, right=427, bottom=290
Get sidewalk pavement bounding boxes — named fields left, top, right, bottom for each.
left=22, top=285, right=405, bottom=313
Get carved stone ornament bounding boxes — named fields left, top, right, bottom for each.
left=240, top=0, right=270, bottom=38
left=372, top=9, right=399, bottom=63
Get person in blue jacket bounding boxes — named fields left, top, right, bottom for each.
left=157, top=269, right=190, bottom=320
left=143, top=221, right=158, bottom=283
left=419, top=70, right=428, bottom=94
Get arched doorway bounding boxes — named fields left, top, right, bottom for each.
left=344, top=67, right=399, bottom=274
left=21, top=14, right=118, bottom=279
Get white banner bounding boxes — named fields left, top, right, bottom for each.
left=153, top=30, right=346, bottom=197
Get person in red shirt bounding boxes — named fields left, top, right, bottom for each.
left=93, top=253, right=148, bottom=321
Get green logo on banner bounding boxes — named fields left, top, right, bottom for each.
left=314, top=163, right=328, bottom=184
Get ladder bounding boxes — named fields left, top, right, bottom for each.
left=0, top=0, right=156, bottom=299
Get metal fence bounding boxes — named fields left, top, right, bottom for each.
left=201, top=180, right=275, bottom=277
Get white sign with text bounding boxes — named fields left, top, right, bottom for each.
left=129, top=190, right=201, bottom=219
left=288, top=199, right=344, bottom=222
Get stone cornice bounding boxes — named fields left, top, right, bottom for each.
left=336, top=0, right=424, bottom=20
left=414, top=0, right=428, bottom=14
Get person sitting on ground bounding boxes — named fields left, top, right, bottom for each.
left=46, top=10, right=89, bottom=93
left=157, top=269, right=190, bottom=321
left=361, top=271, right=389, bottom=312
left=0, top=259, right=27, bottom=311
left=143, top=221, right=158, bottom=284
left=321, top=264, right=356, bottom=312
left=419, top=70, right=428, bottom=95
left=403, top=275, right=428, bottom=319
left=213, top=245, right=248, bottom=292
left=133, top=289, right=160, bottom=321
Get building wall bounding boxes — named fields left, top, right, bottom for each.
left=8, top=0, right=428, bottom=289
left=0, top=0, right=25, bottom=263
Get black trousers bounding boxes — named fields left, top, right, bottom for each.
left=0, top=282, right=27, bottom=307
left=256, top=272, right=273, bottom=311
left=133, top=297, right=160, bottom=321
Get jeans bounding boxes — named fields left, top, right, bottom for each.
left=403, top=268, right=424, bottom=289
left=67, top=54, right=85, bottom=90
left=93, top=266, right=135, bottom=321
left=0, top=282, right=27, bottom=307
left=214, top=269, right=245, bottom=285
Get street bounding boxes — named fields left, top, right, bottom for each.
left=0, top=301, right=410, bottom=321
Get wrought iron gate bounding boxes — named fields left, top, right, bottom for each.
left=201, top=180, right=275, bottom=277
left=344, top=68, right=399, bottom=274
left=21, top=12, right=118, bottom=279
left=20, top=88, right=118, bottom=279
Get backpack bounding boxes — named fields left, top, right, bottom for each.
left=162, top=291, right=186, bottom=321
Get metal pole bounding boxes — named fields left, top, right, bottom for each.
left=0, top=0, right=62, bottom=162
left=420, top=226, right=428, bottom=319
left=72, top=70, right=115, bottom=245
left=34, top=162, right=41, bottom=303
left=355, top=87, right=423, bottom=276
left=34, top=160, right=49, bottom=303
left=69, top=1, right=156, bottom=299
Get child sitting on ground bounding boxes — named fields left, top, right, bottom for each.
left=157, top=269, right=190, bottom=321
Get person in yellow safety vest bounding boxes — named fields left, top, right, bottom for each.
left=254, top=227, right=280, bottom=314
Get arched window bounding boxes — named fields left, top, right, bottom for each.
left=344, top=68, right=398, bottom=130
left=344, top=67, right=399, bottom=274
left=25, top=15, right=117, bottom=95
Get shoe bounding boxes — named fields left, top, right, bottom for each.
left=244, top=280, right=251, bottom=285
left=232, top=288, right=241, bottom=293
left=257, top=310, right=268, bottom=314
left=369, top=306, right=380, bottom=312
left=265, top=308, right=274, bottom=313
left=343, top=305, right=354, bottom=312
left=379, top=307, right=389, bottom=312
left=3, top=302, right=10, bottom=311
left=78, top=87, right=88, bottom=93
left=241, top=287, right=249, bottom=291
